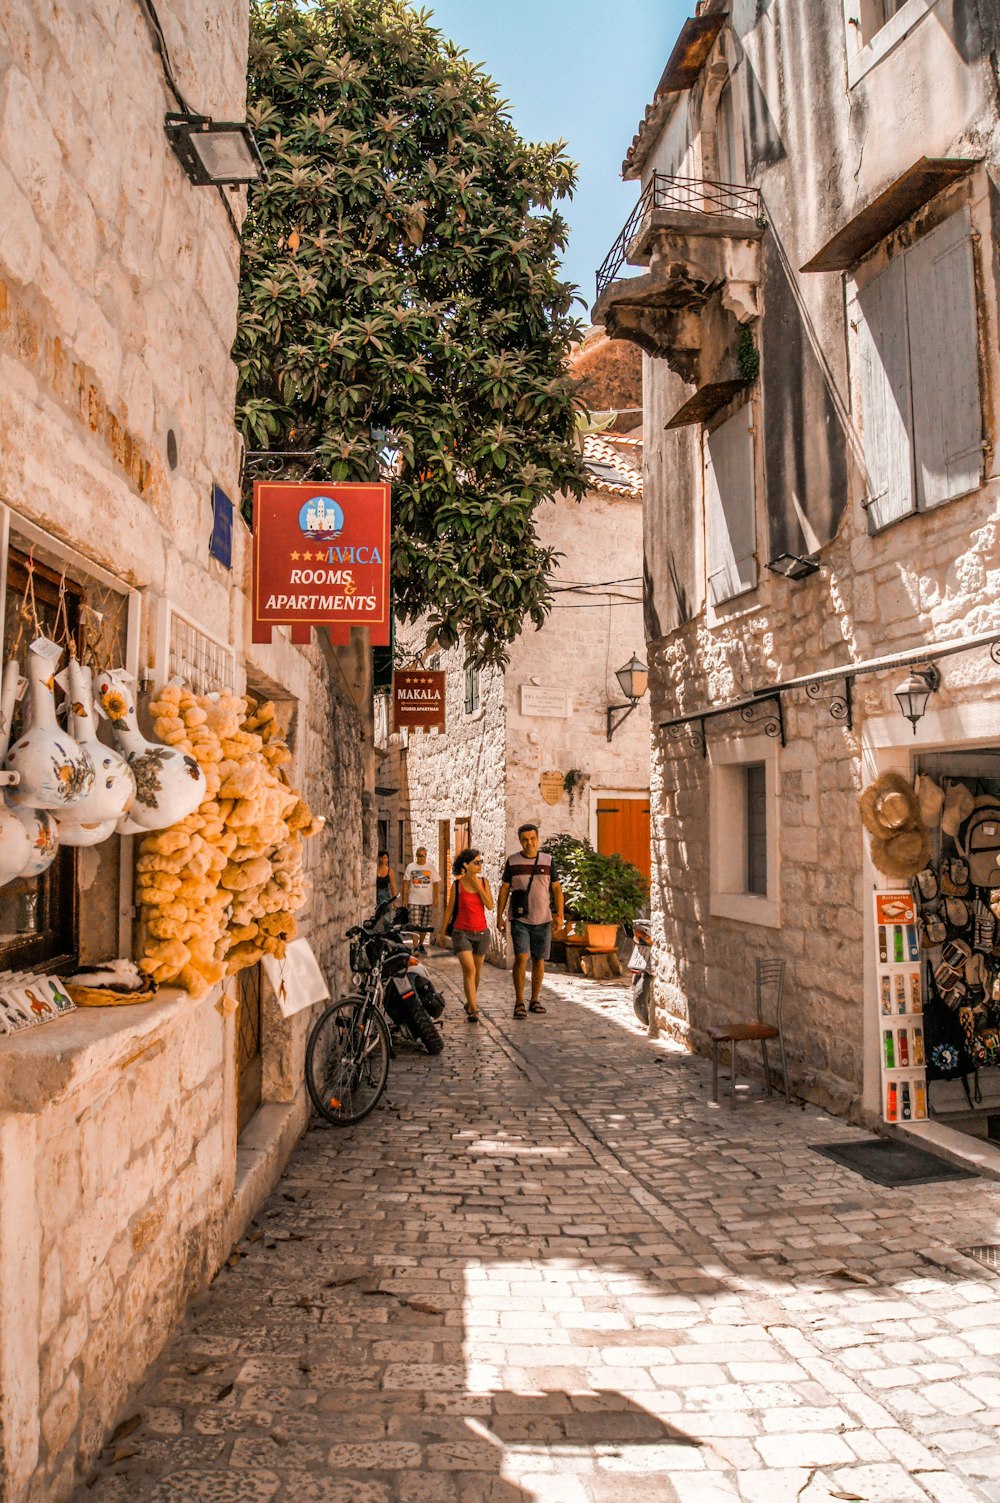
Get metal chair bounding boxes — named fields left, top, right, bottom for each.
left=707, top=957, right=790, bottom=1109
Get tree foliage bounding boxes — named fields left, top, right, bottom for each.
left=237, top=0, right=587, bottom=664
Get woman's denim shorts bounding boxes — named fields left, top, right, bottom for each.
left=453, top=929, right=489, bottom=956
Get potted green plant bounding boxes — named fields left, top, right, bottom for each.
left=544, top=835, right=647, bottom=953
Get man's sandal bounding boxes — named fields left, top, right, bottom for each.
left=512, top=1002, right=527, bottom=1020
left=528, top=1000, right=546, bottom=1014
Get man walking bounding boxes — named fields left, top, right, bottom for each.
left=497, top=822, right=564, bottom=1019
left=402, top=846, right=440, bottom=954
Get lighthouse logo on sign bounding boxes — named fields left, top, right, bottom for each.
left=299, top=495, right=344, bottom=540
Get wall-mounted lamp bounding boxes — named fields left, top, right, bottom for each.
left=165, top=112, right=267, bottom=186
left=766, top=551, right=820, bottom=581
left=894, top=663, right=941, bottom=734
left=606, top=654, right=648, bottom=741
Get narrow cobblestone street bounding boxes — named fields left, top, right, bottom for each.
left=79, top=960, right=1000, bottom=1503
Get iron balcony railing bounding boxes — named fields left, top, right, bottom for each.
left=595, top=172, right=762, bottom=303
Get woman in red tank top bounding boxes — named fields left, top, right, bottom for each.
left=442, top=847, right=493, bottom=1022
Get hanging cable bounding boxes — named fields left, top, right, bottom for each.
left=133, top=0, right=245, bottom=245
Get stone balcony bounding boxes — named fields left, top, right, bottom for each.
left=592, top=173, right=764, bottom=383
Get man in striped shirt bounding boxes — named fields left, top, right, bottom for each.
left=497, top=823, right=564, bottom=1020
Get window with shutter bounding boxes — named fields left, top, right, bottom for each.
left=857, top=205, right=983, bottom=532
left=706, top=406, right=756, bottom=605
left=858, top=256, right=914, bottom=530
left=906, top=207, right=983, bottom=510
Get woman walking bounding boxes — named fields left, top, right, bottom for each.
left=375, top=850, right=397, bottom=926
left=442, top=848, right=493, bottom=1023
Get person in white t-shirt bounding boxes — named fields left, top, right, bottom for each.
left=402, top=848, right=440, bottom=953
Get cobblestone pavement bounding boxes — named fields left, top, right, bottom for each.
left=79, top=957, right=1000, bottom=1503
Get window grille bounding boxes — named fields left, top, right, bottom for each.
left=156, top=599, right=236, bottom=695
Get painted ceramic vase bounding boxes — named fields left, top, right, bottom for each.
left=5, top=638, right=95, bottom=810
left=0, top=661, right=35, bottom=884
left=95, top=669, right=206, bottom=831
left=56, top=659, right=136, bottom=836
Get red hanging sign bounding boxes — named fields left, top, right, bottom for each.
left=394, top=670, right=446, bottom=732
left=252, top=481, right=391, bottom=646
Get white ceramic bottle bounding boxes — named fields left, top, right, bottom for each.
left=0, top=662, right=35, bottom=884
left=0, top=660, right=59, bottom=879
left=95, top=669, right=206, bottom=831
left=56, top=658, right=136, bottom=847
left=6, top=638, right=95, bottom=810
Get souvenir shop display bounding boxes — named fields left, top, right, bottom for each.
left=54, top=658, right=137, bottom=845
left=914, top=772, right=1000, bottom=1092
left=860, top=771, right=931, bottom=881
left=5, top=637, right=95, bottom=810
left=872, top=890, right=928, bottom=1123
left=133, top=687, right=322, bottom=997
left=0, top=970, right=75, bottom=1034
left=94, top=669, right=207, bottom=834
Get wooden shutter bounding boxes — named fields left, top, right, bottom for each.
left=706, top=406, right=756, bottom=605
left=905, top=206, right=983, bottom=509
left=857, top=255, right=914, bottom=530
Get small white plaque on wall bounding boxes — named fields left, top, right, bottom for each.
left=521, top=685, right=570, bottom=718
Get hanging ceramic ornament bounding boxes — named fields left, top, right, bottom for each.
left=55, top=659, right=136, bottom=847
left=5, top=638, right=95, bottom=810
left=0, top=662, right=35, bottom=884
left=95, top=669, right=206, bottom=831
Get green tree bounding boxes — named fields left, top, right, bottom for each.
left=238, top=0, right=586, bottom=665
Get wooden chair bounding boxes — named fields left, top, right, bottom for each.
left=707, top=957, right=790, bottom=1109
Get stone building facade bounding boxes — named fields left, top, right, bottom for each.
left=376, top=422, right=649, bottom=950
left=593, top=0, right=1000, bottom=1128
left=0, top=4, right=369, bottom=1498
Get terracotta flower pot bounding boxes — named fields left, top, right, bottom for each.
left=584, top=922, right=619, bottom=953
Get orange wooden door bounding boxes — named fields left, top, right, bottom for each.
left=596, top=796, right=651, bottom=884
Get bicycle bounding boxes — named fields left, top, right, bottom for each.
left=305, top=897, right=443, bottom=1125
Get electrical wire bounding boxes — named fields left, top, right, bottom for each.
left=133, top=0, right=244, bottom=245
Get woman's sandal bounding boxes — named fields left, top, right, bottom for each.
left=465, top=1004, right=479, bottom=1024
left=528, top=1000, right=547, bottom=1014
left=512, top=1002, right=527, bottom=1020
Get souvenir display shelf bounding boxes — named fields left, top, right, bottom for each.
left=873, top=891, right=928, bottom=1123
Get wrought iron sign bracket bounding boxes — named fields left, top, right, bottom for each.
left=801, top=674, right=853, bottom=730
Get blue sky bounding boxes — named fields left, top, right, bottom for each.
left=423, top=0, right=688, bottom=320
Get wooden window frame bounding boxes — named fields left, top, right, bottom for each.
left=0, top=504, right=141, bottom=970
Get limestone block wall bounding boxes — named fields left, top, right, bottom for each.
left=396, top=632, right=508, bottom=904
left=638, top=0, right=1000, bottom=1116
left=504, top=487, right=649, bottom=852
left=3, top=994, right=234, bottom=1502
left=0, top=2, right=369, bottom=1498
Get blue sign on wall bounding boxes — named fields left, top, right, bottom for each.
left=210, top=484, right=233, bottom=569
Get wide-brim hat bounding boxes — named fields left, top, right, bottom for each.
left=917, top=774, right=945, bottom=829
left=942, top=781, right=975, bottom=837
left=859, top=772, right=922, bottom=839
left=870, top=827, right=932, bottom=881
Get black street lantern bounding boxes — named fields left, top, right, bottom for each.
left=893, top=663, right=941, bottom=733
left=766, top=552, right=820, bottom=581
left=607, top=655, right=649, bottom=741
left=165, top=113, right=267, bottom=186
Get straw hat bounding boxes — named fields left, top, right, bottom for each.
left=859, top=772, right=922, bottom=839
left=916, top=774, right=945, bottom=829
left=941, top=781, right=975, bottom=838
left=870, top=827, right=932, bottom=881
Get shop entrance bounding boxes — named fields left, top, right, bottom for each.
left=914, top=749, right=1000, bottom=1143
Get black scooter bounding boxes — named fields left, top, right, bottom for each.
left=351, top=902, right=446, bottom=1055
left=627, top=918, right=652, bottom=1026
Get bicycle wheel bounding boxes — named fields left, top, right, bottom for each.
left=305, top=998, right=392, bottom=1125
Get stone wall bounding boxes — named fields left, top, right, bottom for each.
left=0, top=2, right=369, bottom=1497
left=634, top=0, right=1000, bottom=1116
left=504, top=485, right=648, bottom=854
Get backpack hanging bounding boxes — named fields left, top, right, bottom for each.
left=957, top=807, right=1000, bottom=889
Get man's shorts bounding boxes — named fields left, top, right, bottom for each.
left=510, top=920, right=552, bottom=961
left=409, top=903, right=432, bottom=931
left=453, top=929, right=489, bottom=956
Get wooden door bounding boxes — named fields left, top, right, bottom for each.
left=438, top=819, right=451, bottom=925
left=236, top=961, right=263, bottom=1137
left=596, top=797, right=651, bottom=885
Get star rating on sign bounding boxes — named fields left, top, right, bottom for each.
left=291, top=550, right=301, bottom=560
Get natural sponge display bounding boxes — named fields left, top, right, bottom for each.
left=135, top=687, right=322, bottom=996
